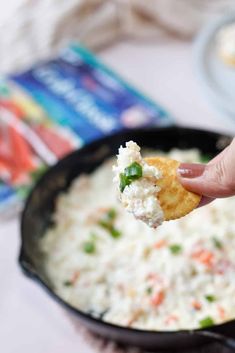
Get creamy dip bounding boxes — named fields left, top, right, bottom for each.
left=40, top=149, right=235, bottom=331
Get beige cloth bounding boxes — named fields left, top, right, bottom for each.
left=0, top=0, right=235, bottom=73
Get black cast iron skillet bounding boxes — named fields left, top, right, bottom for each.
left=19, top=127, right=235, bottom=351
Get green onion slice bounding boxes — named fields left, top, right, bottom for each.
left=119, top=162, right=143, bottom=192
left=212, top=237, right=223, bottom=249
left=199, top=316, right=215, bottom=328
left=169, top=244, right=182, bottom=255
left=205, top=295, right=216, bottom=303
left=120, top=173, right=131, bottom=192
left=124, top=162, right=143, bottom=179
left=83, top=241, right=96, bottom=254
left=63, top=280, right=73, bottom=286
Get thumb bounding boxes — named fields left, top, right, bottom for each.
left=177, top=139, right=235, bottom=199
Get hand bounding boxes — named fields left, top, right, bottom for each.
left=177, top=138, right=235, bottom=207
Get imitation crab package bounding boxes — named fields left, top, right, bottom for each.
left=0, top=44, right=172, bottom=219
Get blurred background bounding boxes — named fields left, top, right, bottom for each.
left=1, top=1, right=235, bottom=353
left=2, top=1, right=235, bottom=129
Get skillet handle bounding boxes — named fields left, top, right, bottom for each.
left=196, top=330, right=235, bottom=350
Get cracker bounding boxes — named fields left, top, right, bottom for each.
left=145, top=156, right=201, bottom=221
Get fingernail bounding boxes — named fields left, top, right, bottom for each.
left=177, top=163, right=206, bottom=179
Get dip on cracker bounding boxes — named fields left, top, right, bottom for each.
left=113, top=141, right=164, bottom=228
left=113, top=141, right=201, bottom=227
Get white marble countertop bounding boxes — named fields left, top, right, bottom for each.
left=1, top=40, right=235, bottom=353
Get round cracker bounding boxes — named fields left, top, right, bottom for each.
left=145, top=156, right=201, bottom=221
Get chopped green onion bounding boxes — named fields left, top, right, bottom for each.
left=169, top=244, right=182, bottom=255
left=98, top=219, right=111, bottom=230
left=124, top=162, right=143, bottom=179
left=98, top=208, right=121, bottom=239
left=100, top=209, right=117, bottom=223
left=119, top=162, right=143, bottom=192
left=83, top=241, right=96, bottom=254
left=120, top=173, right=131, bottom=192
left=63, top=280, right=73, bottom=286
left=146, top=287, right=153, bottom=295
left=212, top=237, right=223, bottom=249
left=199, top=316, right=215, bottom=328
left=110, top=227, right=121, bottom=238
left=107, top=208, right=117, bottom=221
left=205, top=295, right=216, bottom=303
left=98, top=220, right=122, bottom=239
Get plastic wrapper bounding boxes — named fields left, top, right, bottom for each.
left=0, top=44, right=173, bottom=220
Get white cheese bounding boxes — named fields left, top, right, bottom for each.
left=113, top=141, right=164, bottom=228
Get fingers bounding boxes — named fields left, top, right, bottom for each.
left=197, top=196, right=215, bottom=208
left=177, top=138, right=235, bottom=199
